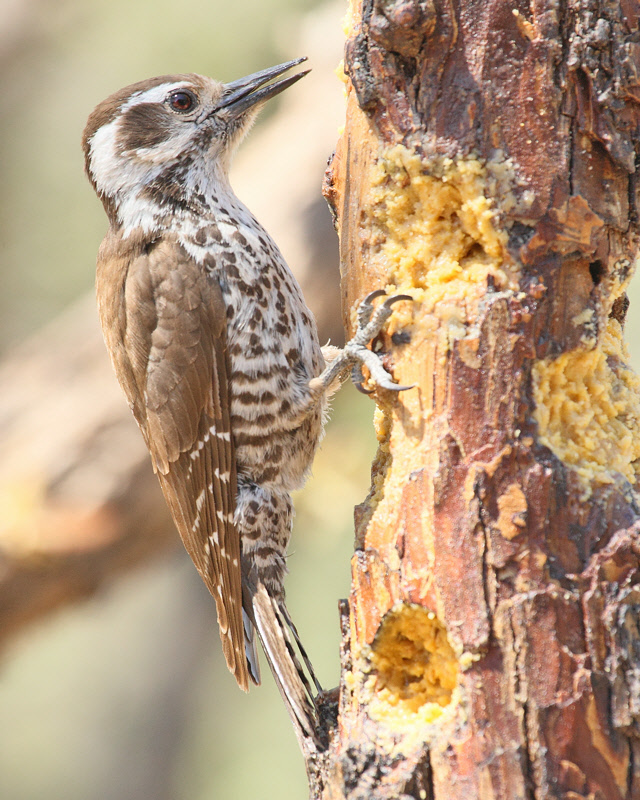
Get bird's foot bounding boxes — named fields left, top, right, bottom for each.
left=313, top=290, right=414, bottom=395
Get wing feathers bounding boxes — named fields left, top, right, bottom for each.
left=99, top=235, right=250, bottom=691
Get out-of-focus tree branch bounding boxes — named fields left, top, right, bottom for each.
left=0, top=297, right=175, bottom=649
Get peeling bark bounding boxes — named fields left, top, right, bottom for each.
left=314, top=0, right=640, bottom=797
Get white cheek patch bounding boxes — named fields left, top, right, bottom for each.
left=134, top=128, right=196, bottom=164
left=89, top=118, right=164, bottom=235
left=90, top=82, right=199, bottom=182
left=89, top=118, right=130, bottom=198
left=89, top=118, right=165, bottom=200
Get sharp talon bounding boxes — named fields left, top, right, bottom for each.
left=356, top=293, right=413, bottom=344
left=351, top=363, right=373, bottom=394
left=382, top=294, right=413, bottom=310
left=357, top=289, right=388, bottom=328
left=385, top=383, right=416, bottom=392
left=362, top=289, right=387, bottom=305
left=341, top=292, right=416, bottom=397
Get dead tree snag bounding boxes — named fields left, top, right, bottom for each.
left=318, top=1, right=640, bottom=797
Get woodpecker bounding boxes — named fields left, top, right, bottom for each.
left=82, top=58, right=410, bottom=739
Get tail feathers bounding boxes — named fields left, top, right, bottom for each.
left=277, top=601, right=323, bottom=696
left=242, top=608, right=261, bottom=685
left=249, top=583, right=319, bottom=742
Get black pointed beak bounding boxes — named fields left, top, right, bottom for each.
left=217, top=57, right=309, bottom=116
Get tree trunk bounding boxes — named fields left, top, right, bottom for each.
left=316, top=0, right=640, bottom=797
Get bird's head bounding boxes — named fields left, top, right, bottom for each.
left=82, top=58, right=308, bottom=228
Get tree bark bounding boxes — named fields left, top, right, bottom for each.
left=315, top=0, right=640, bottom=797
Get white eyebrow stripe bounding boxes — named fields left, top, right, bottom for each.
left=122, top=82, right=191, bottom=110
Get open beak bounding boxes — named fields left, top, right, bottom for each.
left=217, top=57, right=310, bottom=116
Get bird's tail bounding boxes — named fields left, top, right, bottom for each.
left=242, top=608, right=261, bottom=685
left=244, top=581, right=321, bottom=743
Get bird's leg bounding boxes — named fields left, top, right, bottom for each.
left=280, top=292, right=413, bottom=432
left=311, top=290, right=414, bottom=396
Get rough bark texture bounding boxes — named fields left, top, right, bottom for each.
left=316, top=1, right=640, bottom=798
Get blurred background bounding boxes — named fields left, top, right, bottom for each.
left=0, top=1, right=374, bottom=798
left=0, top=1, right=639, bottom=799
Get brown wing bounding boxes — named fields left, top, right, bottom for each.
left=96, top=233, right=250, bottom=691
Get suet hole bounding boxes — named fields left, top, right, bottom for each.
left=369, top=604, right=458, bottom=715
left=589, top=259, right=605, bottom=286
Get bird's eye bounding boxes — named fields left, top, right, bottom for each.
left=168, top=90, right=197, bottom=113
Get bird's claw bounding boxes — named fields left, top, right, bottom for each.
left=352, top=351, right=415, bottom=393
left=357, top=289, right=387, bottom=328
left=348, top=291, right=415, bottom=394
left=382, top=293, right=413, bottom=310
left=385, top=382, right=416, bottom=392
left=354, top=292, right=413, bottom=346
left=352, top=363, right=374, bottom=394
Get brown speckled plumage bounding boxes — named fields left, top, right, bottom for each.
left=83, top=60, right=410, bottom=741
